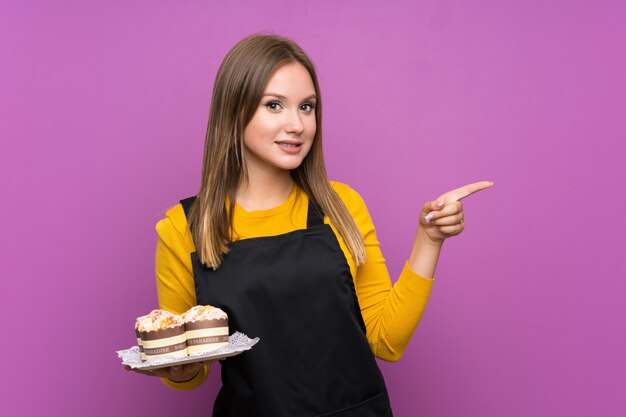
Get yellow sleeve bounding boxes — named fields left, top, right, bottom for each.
left=155, top=204, right=210, bottom=390
left=334, top=183, right=435, bottom=362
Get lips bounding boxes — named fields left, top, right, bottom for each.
left=275, top=140, right=303, bottom=153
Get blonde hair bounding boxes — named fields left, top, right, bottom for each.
left=189, top=34, right=365, bottom=269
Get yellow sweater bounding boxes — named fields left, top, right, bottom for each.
left=155, top=181, right=434, bottom=390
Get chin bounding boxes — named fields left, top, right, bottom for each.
left=274, top=155, right=308, bottom=171
left=278, top=161, right=305, bottom=171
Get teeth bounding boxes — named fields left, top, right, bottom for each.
left=278, top=143, right=299, bottom=147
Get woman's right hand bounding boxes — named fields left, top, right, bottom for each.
left=123, top=361, right=211, bottom=383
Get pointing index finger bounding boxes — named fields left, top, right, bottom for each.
left=441, top=181, right=494, bottom=202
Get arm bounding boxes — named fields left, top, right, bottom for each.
left=339, top=185, right=434, bottom=362
left=346, top=181, right=493, bottom=361
left=153, top=206, right=211, bottom=390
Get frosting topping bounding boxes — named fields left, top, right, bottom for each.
left=135, top=309, right=184, bottom=333
left=182, top=305, right=228, bottom=322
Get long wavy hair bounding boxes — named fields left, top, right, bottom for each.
left=189, top=34, right=365, bottom=269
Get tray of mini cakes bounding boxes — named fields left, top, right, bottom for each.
left=117, top=305, right=259, bottom=370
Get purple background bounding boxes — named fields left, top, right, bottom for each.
left=1, top=1, right=624, bottom=416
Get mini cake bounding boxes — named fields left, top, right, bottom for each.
left=136, top=309, right=187, bottom=361
left=182, top=305, right=229, bottom=354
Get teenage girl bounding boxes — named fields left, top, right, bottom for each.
left=127, top=34, right=492, bottom=417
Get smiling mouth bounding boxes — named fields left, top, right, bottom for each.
left=275, top=141, right=304, bottom=154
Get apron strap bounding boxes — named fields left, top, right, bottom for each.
left=306, top=198, right=324, bottom=228
left=180, top=196, right=196, bottom=219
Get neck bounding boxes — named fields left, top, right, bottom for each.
left=236, top=168, right=294, bottom=211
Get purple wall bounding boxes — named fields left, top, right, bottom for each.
left=2, top=1, right=624, bottom=416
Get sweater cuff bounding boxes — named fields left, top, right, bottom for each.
left=399, top=261, right=435, bottom=295
left=160, top=364, right=209, bottom=390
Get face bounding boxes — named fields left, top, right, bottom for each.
left=242, top=62, right=317, bottom=177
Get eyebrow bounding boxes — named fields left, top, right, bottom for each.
left=262, top=93, right=318, bottom=101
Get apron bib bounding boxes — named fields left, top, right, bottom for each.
left=181, top=196, right=393, bottom=417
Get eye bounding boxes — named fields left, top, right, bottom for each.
left=264, top=100, right=283, bottom=112
left=300, top=102, right=316, bottom=112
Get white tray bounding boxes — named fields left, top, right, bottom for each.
left=117, top=332, right=259, bottom=370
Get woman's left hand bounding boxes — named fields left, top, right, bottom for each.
left=419, top=181, right=494, bottom=244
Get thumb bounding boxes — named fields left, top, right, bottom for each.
left=430, top=196, right=446, bottom=211
left=421, top=197, right=445, bottom=217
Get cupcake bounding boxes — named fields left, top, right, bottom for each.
left=136, top=309, right=187, bottom=361
left=182, top=305, right=229, bottom=354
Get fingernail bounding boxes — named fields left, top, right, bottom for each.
left=436, top=199, right=445, bottom=207
left=425, top=213, right=434, bottom=223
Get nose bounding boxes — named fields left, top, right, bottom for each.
left=284, top=109, right=304, bottom=135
